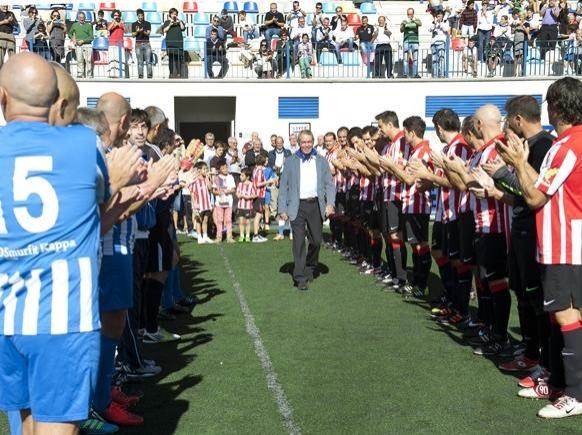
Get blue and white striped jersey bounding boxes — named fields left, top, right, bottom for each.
left=101, top=217, right=137, bottom=257
left=0, top=122, right=108, bottom=336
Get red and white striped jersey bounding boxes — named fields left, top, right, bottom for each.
left=359, top=175, right=376, bottom=201
left=236, top=181, right=256, bottom=210
left=534, top=125, right=582, bottom=265
left=440, top=134, right=473, bottom=223
left=327, top=148, right=348, bottom=193
left=468, top=135, right=506, bottom=234
left=190, top=177, right=212, bottom=212
left=402, top=140, right=432, bottom=215
left=252, top=166, right=266, bottom=199
left=383, top=131, right=412, bottom=202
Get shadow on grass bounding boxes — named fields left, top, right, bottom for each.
left=123, top=256, right=224, bottom=434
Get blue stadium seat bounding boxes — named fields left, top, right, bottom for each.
left=78, top=3, right=96, bottom=11
left=141, top=2, right=157, bottom=11
left=161, top=38, right=166, bottom=50
left=82, top=11, right=94, bottom=22
left=223, top=1, right=239, bottom=12
left=322, top=2, right=336, bottom=14
left=146, top=12, right=163, bottom=24
left=359, top=2, right=376, bottom=14
left=50, top=3, right=74, bottom=9
left=244, top=13, right=256, bottom=24
left=340, top=50, right=359, bottom=66
left=193, top=25, right=207, bottom=39
left=36, top=4, right=53, bottom=10
left=319, top=51, right=338, bottom=66
left=93, top=37, right=109, bottom=50
left=243, top=1, right=259, bottom=13
left=184, top=37, right=203, bottom=51
left=123, top=11, right=138, bottom=23
left=193, top=13, right=210, bottom=25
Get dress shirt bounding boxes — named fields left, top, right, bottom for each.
left=299, top=157, right=318, bottom=199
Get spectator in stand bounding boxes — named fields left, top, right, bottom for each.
left=331, top=6, right=347, bottom=30
left=287, top=1, right=306, bottom=29
left=212, top=162, right=236, bottom=243
left=276, top=29, right=294, bottom=77
left=463, top=35, right=479, bottom=76
left=573, top=28, right=582, bottom=74
left=262, top=2, right=285, bottom=45
left=446, top=0, right=465, bottom=37
left=47, top=9, right=66, bottom=63
left=429, top=11, right=450, bottom=78
left=219, top=8, right=236, bottom=38
left=512, top=11, right=530, bottom=76
left=316, top=17, right=342, bottom=64
left=333, top=17, right=355, bottom=54
left=203, top=132, right=217, bottom=164
left=69, top=11, right=94, bottom=78
left=495, top=0, right=513, bottom=21
left=206, top=15, right=225, bottom=41
left=525, top=7, right=541, bottom=40
left=132, top=9, right=152, bottom=79
left=107, top=9, right=127, bottom=78
left=476, top=0, right=494, bottom=61
left=0, top=6, right=17, bottom=69
left=355, top=16, right=374, bottom=63
left=538, top=0, right=560, bottom=59
left=297, top=33, right=313, bottom=78
left=238, top=11, right=259, bottom=43
left=428, top=0, right=445, bottom=16
left=95, top=9, right=108, bottom=36
left=400, top=8, right=422, bottom=78
left=373, top=16, right=393, bottom=78
left=560, top=11, right=578, bottom=38
left=23, top=6, right=42, bottom=50
left=206, top=28, right=229, bottom=79
left=161, top=8, right=186, bottom=78
left=460, top=0, right=478, bottom=42
left=311, top=2, right=325, bottom=43
left=245, top=138, right=269, bottom=168
left=33, top=22, right=50, bottom=60
left=255, top=39, right=275, bottom=78
left=290, top=16, right=312, bottom=60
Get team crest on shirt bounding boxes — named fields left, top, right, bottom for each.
left=540, top=167, right=559, bottom=188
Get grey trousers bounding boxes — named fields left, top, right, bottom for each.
left=290, top=199, right=323, bottom=285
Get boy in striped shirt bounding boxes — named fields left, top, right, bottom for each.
left=252, top=155, right=271, bottom=243
left=190, top=161, right=213, bottom=244
left=236, top=168, right=257, bottom=242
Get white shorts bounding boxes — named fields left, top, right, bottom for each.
left=461, top=25, right=475, bottom=37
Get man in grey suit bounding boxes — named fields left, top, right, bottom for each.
left=278, top=130, right=336, bottom=290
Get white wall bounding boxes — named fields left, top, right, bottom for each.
left=73, top=78, right=555, bottom=146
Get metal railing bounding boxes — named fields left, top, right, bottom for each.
left=14, top=37, right=581, bottom=80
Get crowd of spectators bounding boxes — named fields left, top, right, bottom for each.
left=0, top=1, right=582, bottom=79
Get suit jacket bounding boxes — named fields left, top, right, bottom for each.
left=278, top=153, right=336, bottom=221
left=268, top=148, right=291, bottom=169
left=244, top=148, right=269, bottom=169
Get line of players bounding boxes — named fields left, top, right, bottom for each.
left=322, top=80, right=582, bottom=419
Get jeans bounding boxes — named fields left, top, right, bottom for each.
left=243, top=28, right=259, bottom=43
left=75, top=44, right=93, bottom=78
left=316, top=40, right=342, bottom=63
left=359, top=41, right=373, bottom=64
left=477, top=29, right=490, bottom=61
left=373, top=43, right=393, bottom=77
left=431, top=41, right=446, bottom=77
left=136, top=42, right=153, bottom=78
left=264, top=27, right=281, bottom=45
left=402, top=41, right=419, bottom=76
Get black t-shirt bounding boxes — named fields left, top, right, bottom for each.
left=494, top=130, right=554, bottom=232
left=163, top=19, right=184, bottom=48
left=0, top=11, right=13, bottom=33
left=356, top=24, right=374, bottom=42
left=132, top=20, right=151, bottom=43
left=264, top=11, right=284, bottom=29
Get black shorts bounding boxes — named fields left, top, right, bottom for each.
left=346, top=186, right=360, bottom=218
left=431, top=221, right=443, bottom=251
left=253, top=197, right=264, bottom=213
left=458, top=212, right=475, bottom=265
left=508, top=229, right=541, bottom=295
left=404, top=213, right=429, bottom=245
left=146, top=211, right=174, bottom=273
left=444, top=220, right=460, bottom=260
left=540, top=264, right=582, bottom=312
left=361, top=201, right=377, bottom=229
left=379, top=199, right=389, bottom=233
left=335, top=191, right=346, bottom=215
left=474, top=233, right=508, bottom=282
left=237, top=209, right=255, bottom=219
left=386, top=200, right=403, bottom=233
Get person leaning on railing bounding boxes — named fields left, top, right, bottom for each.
left=0, top=6, right=17, bottom=69
left=69, top=11, right=94, bottom=78
left=372, top=15, right=393, bottom=78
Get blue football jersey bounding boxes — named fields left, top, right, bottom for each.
left=0, top=122, right=108, bottom=335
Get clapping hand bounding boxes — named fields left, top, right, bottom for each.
left=107, top=145, right=143, bottom=194
left=408, top=157, right=431, bottom=179
left=469, top=167, right=494, bottom=199
left=495, top=130, right=529, bottom=167
left=444, top=154, right=466, bottom=173
left=430, top=150, right=445, bottom=169
left=482, top=156, right=505, bottom=177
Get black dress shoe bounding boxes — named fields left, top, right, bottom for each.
left=297, top=282, right=309, bottom=291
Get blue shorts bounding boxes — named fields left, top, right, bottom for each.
left=99, top=254, right=133, bottom=311
left=0, top=332, right=100, bottom=423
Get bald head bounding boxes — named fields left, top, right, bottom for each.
left=474, top=104, right=502, bottom=141
left=0, top=53, right=57, bottom=121
left=49, top=62, right=80, bottom=126
left=97, top=92, right=131, bottom=147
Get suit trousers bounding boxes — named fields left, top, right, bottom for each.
left=290, top=199, right=323, bottom=285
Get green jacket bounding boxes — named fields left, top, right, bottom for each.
left=68, top=22, right=93, bottom=44
left=400, top=18, right=421, bottom=43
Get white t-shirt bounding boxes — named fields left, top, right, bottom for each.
left=429, top=20, right=450, bottom=43
left=213, top=174, right=236, bottom=207
left=333, top=26, right=354, bottom=45
left=290, top=25, right=313, bottom=41
left=203, top=145, right=216, bottom=165
left=374, top=23, right=392, bottom=44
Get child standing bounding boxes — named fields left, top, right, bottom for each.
left=212, top=162, right=236, bottom=243
left=236, top=168, right=257, bottom=242
left=190, top=161, right=214, bottom=244
left=252, top=155, right=270, bottom=243
left=297, top=33, right=313, bottom=78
